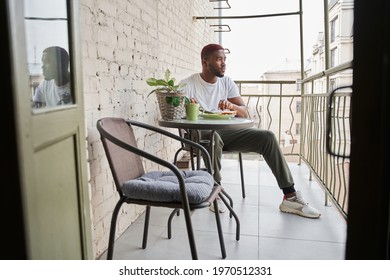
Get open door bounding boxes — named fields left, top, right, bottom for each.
left=6, top=0, right=92, bottom=259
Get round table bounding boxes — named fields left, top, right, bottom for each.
left=158, top=117, right=254, bottom=131
left=158, top=117, right=254, bottom=168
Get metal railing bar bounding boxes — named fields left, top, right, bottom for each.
left=301, top=61, right=353, bottom=84
left=236, top=80, right=296, bottom=84
left=194, top=11, right=300, bottom=21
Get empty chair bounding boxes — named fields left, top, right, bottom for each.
left=97, top=117, right=233, bottom=260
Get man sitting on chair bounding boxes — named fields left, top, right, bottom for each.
left=179, top=43, right=320, bottom=219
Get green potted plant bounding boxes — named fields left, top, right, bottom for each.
left=146, top=69, right=188, bottom=120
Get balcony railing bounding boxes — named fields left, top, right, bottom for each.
left=235, top=62, right=352, bottom=220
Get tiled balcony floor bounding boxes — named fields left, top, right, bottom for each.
left=99, top=157, right=347, bottom=260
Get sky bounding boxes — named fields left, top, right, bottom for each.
left=215, top=0, right=325, bottom=79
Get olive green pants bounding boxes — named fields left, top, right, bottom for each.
left=200, top=128, right=294, bottom=190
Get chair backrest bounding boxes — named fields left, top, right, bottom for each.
left=97, top=117, right=145, bottom=191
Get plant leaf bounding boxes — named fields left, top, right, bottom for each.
left=146, top=78, right=158, bottom=86
left=164, top=69, right=171, bottom=82
left=155, top=79, right=170, bottom=86
left=172, top=97, right=181, bottom=107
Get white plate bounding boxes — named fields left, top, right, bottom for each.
left=200, top=113, right=236, bottom=119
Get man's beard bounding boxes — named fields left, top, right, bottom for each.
left=210, top=66, right=225, bottom=77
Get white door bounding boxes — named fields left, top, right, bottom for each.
left=7, top=0, right=93, bottom=259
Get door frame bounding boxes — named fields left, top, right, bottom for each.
left=5, top=0, right=93, bottom=259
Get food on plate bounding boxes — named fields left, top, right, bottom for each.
left=203, top=110, right=236, bottom=114
left=220, top=110, right=237, bottom=115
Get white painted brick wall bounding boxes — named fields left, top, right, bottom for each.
left=80, top=0, right=218, bottom=259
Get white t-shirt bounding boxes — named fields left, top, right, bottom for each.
left=33, top=79, right=71, bottom=107
left=180, top=73, right=239, bottom=111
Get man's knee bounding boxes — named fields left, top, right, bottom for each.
left=254, top=129, right=277, bottom=142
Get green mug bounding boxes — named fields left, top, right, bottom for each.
left=186, top=103, right=200, bottom=121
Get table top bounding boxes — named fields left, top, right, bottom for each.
left=158, top=117, right=254, bottom=130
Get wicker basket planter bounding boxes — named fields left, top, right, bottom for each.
left=146, top=69, right=187, bottom=120
left=156, top=91, right=186, bottom=120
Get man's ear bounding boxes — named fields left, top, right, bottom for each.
left=201, top=58, right=207, bottom=67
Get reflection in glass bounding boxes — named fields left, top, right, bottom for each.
left=24, top=0, right=73, bottom=109
left=32, top=46, right=72, bottom=108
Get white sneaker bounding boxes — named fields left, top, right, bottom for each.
left=279, top=190, right=321, bottom=218
left=209, top=197, right=226, bottom=213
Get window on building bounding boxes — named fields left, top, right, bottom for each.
left=295, top=123, right=301, bottom=135
left=330, top=47, right=338, bottom=68
left=296, top=79, right=301, bottom=91
left=330, top=16, right=339, bottom=43
left=330, top=78, right=337, bottom=92
left=296, top=100, right=301, bottom=113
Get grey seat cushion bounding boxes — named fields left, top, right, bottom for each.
left=121, top=170, right=214, bottom=204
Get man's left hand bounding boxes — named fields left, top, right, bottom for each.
left=218, top=99, right=234, bottom=110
